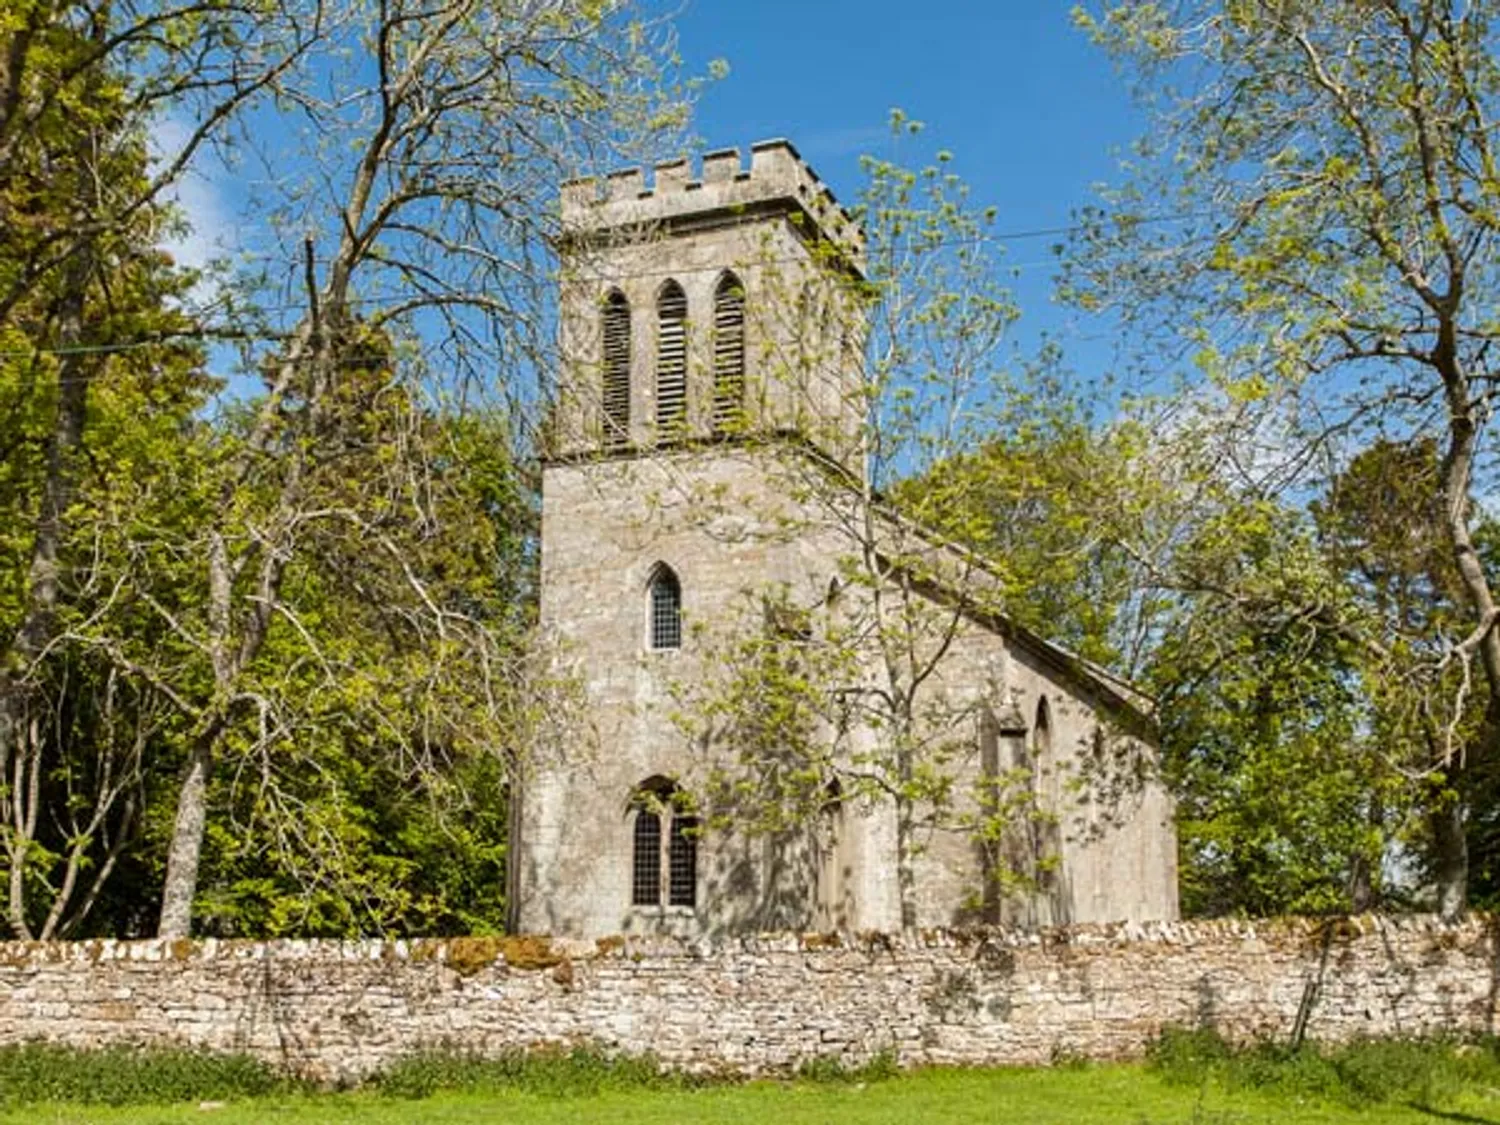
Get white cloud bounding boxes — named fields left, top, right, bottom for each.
left=149, top=113, right=235, bottom=280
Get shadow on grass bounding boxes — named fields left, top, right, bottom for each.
left=1407, top=1104, right=1500, bottom=1124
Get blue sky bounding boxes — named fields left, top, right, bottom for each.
left=168, top=3, right=1147, bottom=393
left=672, top=2, right=1145, bottom=374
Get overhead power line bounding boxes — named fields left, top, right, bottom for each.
left=0, top=207, right=1210, bottom=366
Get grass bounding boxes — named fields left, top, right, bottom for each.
left=0, top=1062, right=1498, bottom=1124
left=1147, top=1026, right=1500, bottom=1110
left=3, top=1037, right=1500, bottom=1123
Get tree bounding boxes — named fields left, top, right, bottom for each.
left=1149, top=496, right=1403, bottom=915
left=670, top=125, right=1125, bottom=931
left=139, top=0, right=698, bottom=936
left=903, top=392, right=1154, bottom=674
left=1070, top=0, right=1500, bottom=916
left=0, top=29, right=220, bottom=938
left=0, top=0, right=318, bottom=938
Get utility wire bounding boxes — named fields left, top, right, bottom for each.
left=0, top=208, right=1208, bottom=366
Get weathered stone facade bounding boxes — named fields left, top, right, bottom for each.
left=1, top=917, right=1497, bottom=1083
left=515, top=140, right=1177, bottom=940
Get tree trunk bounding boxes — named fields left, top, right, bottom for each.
left=1434, top=326, right=1500, bottom=915
left=895, top=792, right=917, bottom=933
left=1348, top=853, right=1374, bottom=913
left=156, top=524, right=240, bottom=938
left=1429, top=785, right=1468, bottom=922
left=157, top=737, right=213, bottom=938
left=0, top=242, right=93, bottom=939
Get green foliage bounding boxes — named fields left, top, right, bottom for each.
left=897, top=380, right=1144, bottom=670
left=0, top=1042, right=291, bottom=1106
left=793, top=1050, right=900, bottom=1084
left=1148, top=503, right=1399, bottom=915
left=1069, top=0, right=1500, bottom=915
left=0, top=10, right=222, bottom=939
left=375, top=1046, right=691, bottom=1099
left=192, top=742, right=512, bottom=938
left=165, top=393, right=530, bottom=937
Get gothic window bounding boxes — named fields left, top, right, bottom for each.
left=631, top=804, right=662, bottom=906
left=1034, top=697, right=1052, bottom=763
left=667, top=815, right=699, bottom=907
left=712, top=272, right=745, bottom=434
left=630, top=779, right=697, bottom=909
left=978, top=710, right=1002, bottom=925
left=817, top=778, right=846, bottom=928
left=647, top=563, right=682, bottom=650
left=602, top=290, right=631, bottom=448
left=1033, top=696, right=1060, bottom=894
left=656, top=281, right=687, bottom=434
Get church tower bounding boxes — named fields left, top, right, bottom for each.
left=512, top=142, right=874, bottom=938
left=512, top=142, right=1180, bottom=940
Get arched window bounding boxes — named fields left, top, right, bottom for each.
left=602, top=290, right=631, bottom=448
left=630, top=778, right=697, bottom=909
left=978, top=709, right=1002, bottom=925
left=1034, top=697, right=1052, bottom=763
left=632, top=804, right=662, bottom=906
left=1033, top=696, right=1060, bottom=896
left=668, top=815, right=699, bottom=907
left=647, top=563, right=682, bottom=650
left=712, top=272, right=745, bottom=434
left=656, top=281, right=687, bottom=433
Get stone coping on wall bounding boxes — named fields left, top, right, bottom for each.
left=0, top=911, right=1475, bottom=966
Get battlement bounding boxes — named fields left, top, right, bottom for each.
left=561, top=139, right=865, bottom=269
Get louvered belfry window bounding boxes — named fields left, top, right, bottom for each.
left=602, top=291, right=631, bottom=448
left=712, top=273, right=745, bottom=434
left=656, top=281, right=687, bottom=434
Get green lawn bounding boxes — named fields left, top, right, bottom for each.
left=5, top=1064, right=1499, bottom=1125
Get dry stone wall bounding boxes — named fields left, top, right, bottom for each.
left=0, top=916, right=1496, bottom=1083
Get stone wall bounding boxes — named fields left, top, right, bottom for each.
left=0, top=916, right=1496, bottom=1083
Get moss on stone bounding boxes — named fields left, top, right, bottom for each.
left=800, top=932, right=842, bottom=951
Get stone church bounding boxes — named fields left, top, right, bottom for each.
left=511, top=140, right=1178, bottom=939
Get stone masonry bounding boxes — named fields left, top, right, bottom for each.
left=0, top=917, right=1496, bottom=1083
left=517, top=139, right=1178, bottom=939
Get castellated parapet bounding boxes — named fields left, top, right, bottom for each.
left=561, top=139, right=866, bottom=273
left=547, top=138, right=871, bottom=463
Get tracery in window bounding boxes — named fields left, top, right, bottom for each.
left=631, top=802, right=662, bottom=906
left=630, top=778, right=697, bottom=909
left=667, top=815, right=698, bottom=907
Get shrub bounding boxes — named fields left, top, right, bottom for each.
left=375, top=1045, right=689, bottom=1099
left=1146, top=1025, right=1233, bottom=1083
left=794, top=1049, right=900, bottom=1084
left=0, top=1041, right=289, bottom=1106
